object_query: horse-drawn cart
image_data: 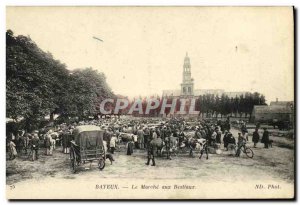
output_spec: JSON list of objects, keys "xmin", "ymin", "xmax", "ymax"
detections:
[{"xmin": 69, "ymin": 125, "xmax": 106, "ymax": 173}]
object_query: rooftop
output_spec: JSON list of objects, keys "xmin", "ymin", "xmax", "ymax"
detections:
[{"xmin": 253, "ymin": 105, "xmax": 292, "ymax": 114}]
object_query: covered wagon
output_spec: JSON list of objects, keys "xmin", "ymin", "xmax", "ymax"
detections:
[{"xmin": 69, "ymin": 125, "xmax": 106, "ymax": 173}]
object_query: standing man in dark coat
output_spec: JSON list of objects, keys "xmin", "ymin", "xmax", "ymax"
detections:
[
  {"xmin": 106, "ymin": 128, "xmax": 113, "ymax": 150},
  {"xmin": 160, "ymin": 126, "xmax": 166, "ymax": 141},
  {"xmin": 225, "ymin": 117, "xmax": 231, "ymax": 131},
  {"xmin": 226, "ymin": 132, "xmax": 236, "ymax": 155},
  {"xmin": 30, "ymin": 134, "xmax": 40, "ymax": 161},
  {"xmin": 155, "ymin": 127, "xmax": 161, "ymax": 138},
  {"xmin": 252, "ymin": 128, "xmax": 260, "ymax": 148},
  {"xmin": 194, "ymin": 127, "xmax": 202, "ymax": 139},
  {"xmin": 227, "ymin": 133, "xmax": 236, "ymax": 145},
  {"xmin": 173, "ymin": 129, "xmax": 179, "ymax": 138},
  {"xmin": 223, "ymin": 130, "xmax": 229, "ymax": 150},
  {"xmin": 261, "ymin": 128, "xmax": 269, "ymax": 148},
  {"xmin": 137, "ymin": 127, "xmax": 144, "ymax": 149},
  {"xmin": 145, "ymin": 143, "xmax": 155, "ymax": 166},
  {"xmin": 165, "ymin": 136, "xmax": 172, "ymax": 160},
  {"xmin": 126, "ymin": 138, "xmax": 134, "ymax": 155},
  {"xmin": 200, "ymin": 128, "xmax": 207, "ymax": 140},
  {"xmin": 216, "ymin": 128, "xmax": 222, "ymax": 144},
  {"xmin": 178, "ymin": 130, "xmax": 185, "ymax": 148},
  {"xmin": 143, "ymin": 127, "xmax": 150, "ymax": 149}
]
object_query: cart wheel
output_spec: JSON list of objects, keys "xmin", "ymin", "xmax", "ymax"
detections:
[
  {"xmin": 245, "ymin": 147, "xmax": 254, "ymax": 158},
  {"xmin": 70, "ymin": 148, "xmax": 77, "ymax": 173},
  {"xmin": 98, "ymin": 157, "xmax": 105, "ymax": 171}
]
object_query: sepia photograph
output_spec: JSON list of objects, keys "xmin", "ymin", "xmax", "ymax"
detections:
[{"xmin": 5, "ymin": 6, "xmax": 295, "ymax": 199}]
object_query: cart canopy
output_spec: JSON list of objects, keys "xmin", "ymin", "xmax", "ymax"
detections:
[{"xmin": 73, "ymin": 125, "xmax": 104, "ymax": 149}]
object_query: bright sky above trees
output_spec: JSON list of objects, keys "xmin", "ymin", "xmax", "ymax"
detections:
[{"xmin": 7, "ymin": 7, "xmax": 294, "ymax": 103}]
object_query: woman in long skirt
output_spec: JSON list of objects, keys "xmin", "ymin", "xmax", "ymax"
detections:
[{"xmin": 8, "ymin": 140, "xmax": 17, "ymax": 160}]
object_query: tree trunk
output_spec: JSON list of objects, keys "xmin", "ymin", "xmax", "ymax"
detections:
[{"xmin": 50, "ymin": 112, "xmax": 54, "ymax": 121}]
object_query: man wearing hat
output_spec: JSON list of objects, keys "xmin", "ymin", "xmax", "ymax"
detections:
[
  {"xmin": 23, "ymin": 133, "xmax": 30, "ymax": 154},
  {"xmin": 200, "ymin": 128, "xmax": 207, "ymax": 140},
  {"xmin": 143, "ymin": 127, "xmax": 150, "ymax": 149},
  {"xmin": 165, "ymin": 135, "xmax": 172, "ymax": 160},
  {"xmin": 30, "ymin": 133, "xmax": 40, "ymax": 161},
  {"xmin": 241, "ymin": 123, "xmax": 248, "ymax": 135},
  {"xmin": 126, "ymin": 136, "xmax": 134, "ymax": 155},
  {"xmin": 226, "ymin": 132, "xmax": 236, "ymax": 155},
  {"xmin": 178, "ymin": 129, "xmax": 185, "ymax": 147},
  {"xmin": 152, "ymin": 129, "xmax": 158, "ymax": 140},
  {"xmin": 137, "ymin": 126, "xmax": 144, "ymax": 149},
  {"xmin": 109, "ymin": 133, "xmax": 118, "ymax": 154},
  {"xmin": 236, "ymin": 133, "xmax": 246, "ymax": 157},
  {"xmin": 252, "ymin": 128, "xmax": 260, "ymax": 148},
  {"xmin": 105, "ymin": 128, "xmax": 113, "ymax": 150},
  {"xmin": 145, "ymin": 143, "xmax": 156, "ymax": 166},
  {"xmin": 261, "ymin": 128, "xmax": 270, "ymax": 148},
  {"xmin": 216, "ymin": 127, "xmax": 222, "ymax": 144},
  {"xmin": 223, "ymin": 130, "xmax": 229, "ymax": 150},
  {"xmin": 45, "ymin": 130, "xmax": 53, "ymax": 156},
  {"xmin": 211, "ymin": 129, "xmax": 217, "ymax": 145},
  {"xmin": 195, "ymin": 127, "xmax": 202, "ymax": 139},
  {"xmin": 160, "ymin": 126, "xmax": 167, "ymax": 141}
]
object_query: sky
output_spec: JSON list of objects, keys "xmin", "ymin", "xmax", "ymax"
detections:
[{"xmin": 6, "ymin": 7, "xmax": 294, "ymax": 103}]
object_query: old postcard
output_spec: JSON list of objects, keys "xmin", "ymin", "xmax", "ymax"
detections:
[{"xmin": 6, "ymin": 6, "xmax": 294, "ymax": 199}]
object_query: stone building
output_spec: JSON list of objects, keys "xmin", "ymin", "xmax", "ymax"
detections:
[{"xmin": 251, "ymin": 99, "xmax": 294, "ymax": 126}]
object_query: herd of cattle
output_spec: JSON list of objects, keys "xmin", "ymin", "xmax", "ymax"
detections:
[
  {"xmin": 7, "ymin": 116, "xmax": 238, "ymax": 160},
  {"xmin": 43, "ymin": 117, "xmax": 233, "ymax": 159}
]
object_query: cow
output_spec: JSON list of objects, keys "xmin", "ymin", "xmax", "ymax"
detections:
[
  {"xmin": 150, "ymin": 137, "xmax": 178, "ymax": 157},
  {"xmin": 117, "ymin": 132, "xmax": 133, "ymax": 143},
  {"xmin": 180, "ymin": 137, "xmax": 208, "ymax": 159}
]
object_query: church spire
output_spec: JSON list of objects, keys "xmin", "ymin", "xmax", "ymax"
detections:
[
  {"xmin": 183, "ymin": 52, "xmax": 191, "ymax": 70},
  {"xmin": 181, "ymin": 53, "xmax": 194, "ymax": 96}
]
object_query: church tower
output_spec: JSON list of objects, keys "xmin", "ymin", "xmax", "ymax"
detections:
[{"xmin": 180, "ymin": 52, "xmax": 194, "ymax": 96}]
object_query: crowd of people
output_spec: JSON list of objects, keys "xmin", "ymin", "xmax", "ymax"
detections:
[{"xmin": 6, "ymin": 116, "xmax": 272, "ymax": 166}]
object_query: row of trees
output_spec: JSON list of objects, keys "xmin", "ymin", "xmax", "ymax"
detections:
[
  {"xmin": 113, "ymin": 92, "xmax": 266, "ymax": 119},
  {"xmin": 194, "ymin": 92, "xmax": 266, "ymax": 118},
  {"xmin": 6, "ymin": 30, "xmax": 114, "ymax": 131}
]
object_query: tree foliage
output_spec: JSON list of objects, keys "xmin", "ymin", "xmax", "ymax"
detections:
[
  {"xmin": 6, "ymin": 30, "xmax": 114, "ymax": 130},
  {"xmin": 195, "ymin": 92, "xmax": 267, "ymax": 118}
]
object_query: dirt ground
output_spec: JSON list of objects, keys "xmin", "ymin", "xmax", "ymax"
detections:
[{"xmin": 6, "ymin": 128, "xmax": 294, "ymax": 187}]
